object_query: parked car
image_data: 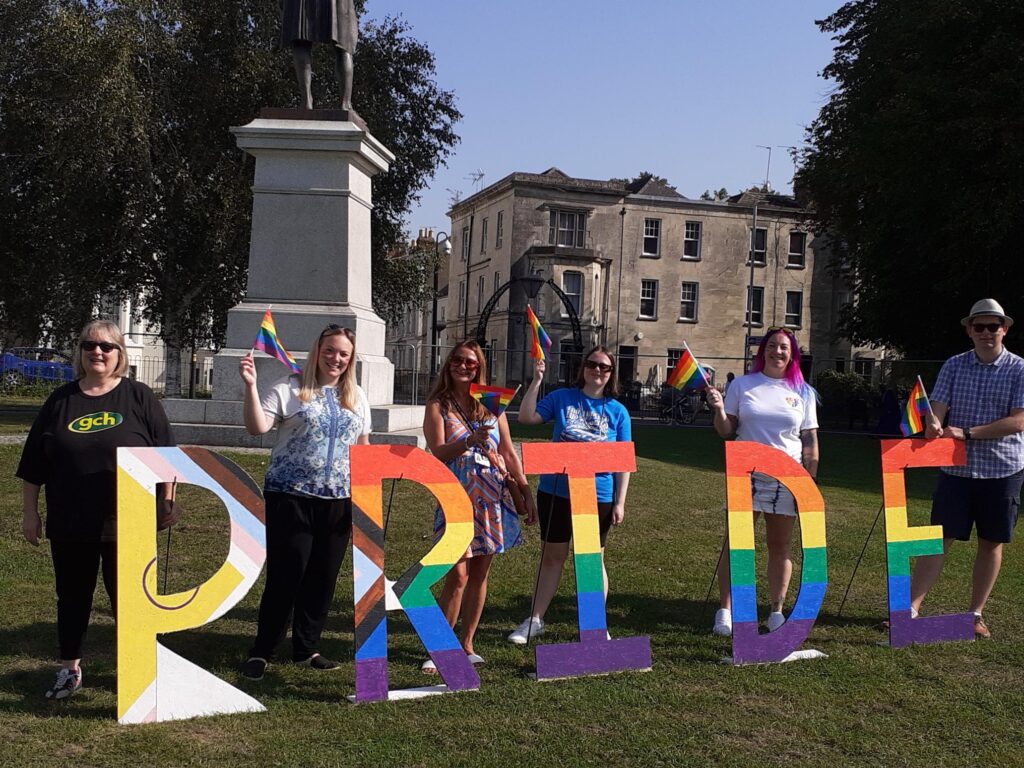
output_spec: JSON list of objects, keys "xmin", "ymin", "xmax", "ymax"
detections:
[{"xmin": 0, "ymin": 347, "xmax": 74, "ymax": 389}]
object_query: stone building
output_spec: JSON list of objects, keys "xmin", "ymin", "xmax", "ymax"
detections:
[{"xmin": 445, "ymin": 168, "xmax": 878, "ymax": 391}]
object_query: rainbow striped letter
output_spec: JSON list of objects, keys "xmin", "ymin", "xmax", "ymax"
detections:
[
  {"xmin": 880, "ymin": 439, "xmax": 974, "ymax": 646},
  {"xmin": 520, "ymin": 442, "xmax": 650, "ymax": 680},
  {"xmin": 117, "ymin": 447, "xmax": 267, "ymax": 724},
  {"xmin": 349, "ymin": 445, "xmax": 479, "ymax": 702},
  {"xmin": 726, "ymin": 442, "xmax": 827, "ymax": 664}
]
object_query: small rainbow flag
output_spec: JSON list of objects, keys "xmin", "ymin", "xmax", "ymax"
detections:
[
  {"xmin": 899, "ymin": 376, "xmax": 931, "ymax": 437},
  {"xmin": 253, "ymin": 309, "xmax": 302, "ymax": 374},
  {"xmin": 666, "ymin": 342, "xmax": 710, "ymax": 390},
  {"xmin": 525, "ymin": 305, "xmax": 552, "ymax": 361},
  {"xmin": 470, "ymin": 383, "xmax": 520, "ymax": 419}
]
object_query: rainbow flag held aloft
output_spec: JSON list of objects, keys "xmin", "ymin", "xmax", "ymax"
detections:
[
  {"xmin": 470, "ymin": 383, "xmax": 520, "ymax": 419},
  {"xmin": 525, "ymin": 305, "xmax": 552, "ymax": 361},
  {"xmin": 899, "ymin": 376, "xmax": 932, "ymax": 437},
  {"xmin": 253, "ymin": 309, "xmax": 302, "ymax": 375},
  {"xmin": 666, "ymin": 343, "xmax": 710, "ymax": 390}
]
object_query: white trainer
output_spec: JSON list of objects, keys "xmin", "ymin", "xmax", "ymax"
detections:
[
  {"xmin": 767, "ymin": 611, "xmax": 786, "ymax": 632},
  {"xmin": 713, "ymin": 608, "xmax": 733, "ymax": 637},
  {"xmin": 507, "ymin": 616, "xmax": 544, "ymax": 645}
]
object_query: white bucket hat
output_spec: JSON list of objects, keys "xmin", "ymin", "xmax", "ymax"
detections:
[{"xmin": 961, "ymin": 298, "xmax": 1014, "ymax": 328}]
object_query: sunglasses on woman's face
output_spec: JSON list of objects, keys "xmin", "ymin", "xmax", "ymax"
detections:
[
  {"xmin": 80, "ymin": 341, "xmax": 119, "ymax": 353},
  {"xmin": 584, "ymin": 360, "xmax": 613, "ymax": 373},
  {"xmin": 450, "ymin": 355, "xmax": 479, "ymax": 370}
]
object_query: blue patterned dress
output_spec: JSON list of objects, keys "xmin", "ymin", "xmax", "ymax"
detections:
[{"xmin": 432, "ymin": 407, "xmax": 522, "ymax": 557}]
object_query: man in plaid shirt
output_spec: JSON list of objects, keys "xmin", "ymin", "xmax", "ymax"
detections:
[{"xmin": 911, "ymin": 299, "xmax": 1024, "ymax": 638}]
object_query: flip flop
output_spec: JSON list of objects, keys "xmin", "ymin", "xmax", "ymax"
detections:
[
  {"xmin": 466, "ymin": 653, "xmax": 486, "ymax": 665},
  {"xmin": 421, "ymin": 658, "xmax": 437, "ymax": 674}
]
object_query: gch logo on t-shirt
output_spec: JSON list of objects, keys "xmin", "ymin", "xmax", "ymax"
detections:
[{"xmin": 67, "ymin": 411, "xmax": 123, "ymax": 433}]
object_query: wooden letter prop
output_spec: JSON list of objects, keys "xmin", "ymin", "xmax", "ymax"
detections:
[
  {"xmin": 880, "ymin": 438, "xmax": 974, "ymax": 646},
  {"xmin": 520, "ymin": 442, "xmax": 651, "ymax": 680},
  {"xmin": 726, "ymin": 442, "xmax": 827, "ymax": 664},
  {"xmin": 349, "ymin": 445, "xmax": 479, "ymax": 702},
  {"xmin": 117, "ymin": 447, "xmax": 266, "ymax": 724}
]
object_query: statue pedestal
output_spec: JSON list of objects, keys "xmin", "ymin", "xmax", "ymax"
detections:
[{"xmin": 164, "ymin": 117, "xmax": 424, "ymax": 447}]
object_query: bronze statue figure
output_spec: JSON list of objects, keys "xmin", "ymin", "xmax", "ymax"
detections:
[{"xmin": 281, "ymin": 0, "xmax": 357, "ymax": 110}]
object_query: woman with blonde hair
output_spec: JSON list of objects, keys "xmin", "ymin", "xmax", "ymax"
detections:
[
  {"xmin": 238, "ymin": 324, "xmax": 371, "ymax": 680},
  {"xmin": 18, "ymin": 319, "xmax": 175, "ymax": 700},
  {"xmin": 422, "ymin": 341, "xmax": 535, "ymax": 669}
]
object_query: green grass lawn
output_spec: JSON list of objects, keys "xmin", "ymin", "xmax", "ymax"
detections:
[{"xmin": 1, "ymin": 426, "xmax": 1022, "ymax": 767}]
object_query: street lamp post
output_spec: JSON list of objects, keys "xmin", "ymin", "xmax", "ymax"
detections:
[{"xmin": 431, "ymin": 231, "xmax": 452, "ymax": 378}]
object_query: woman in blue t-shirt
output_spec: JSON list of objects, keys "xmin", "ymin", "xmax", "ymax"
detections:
[{"xmin": 507, "ymin": 345, "xmax": 632, "ymax": 644}]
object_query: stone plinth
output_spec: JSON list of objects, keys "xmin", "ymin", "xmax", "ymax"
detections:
[{"xmin": 163, "ymin": 116, "xmax": 424, "ymax": 447}]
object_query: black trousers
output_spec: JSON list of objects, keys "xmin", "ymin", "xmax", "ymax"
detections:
[
  {"xmin": 250, "ymin": 492, "xmax": 352, "ymax": 661},
  {"xmin": 50, "ymin": 540, "xmax": 117, "ymax": 660}
]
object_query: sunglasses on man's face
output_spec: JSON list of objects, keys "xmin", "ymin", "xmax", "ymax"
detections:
[
  {"xmin": 450, "ymin": 355, "xmax": 479, "ymax": 370},
  {"xmin": 972, "ymin": 322, "xmax": 1004, "ymax": 333},
  {"xmin": 80, "ymin": 341, "xmax": 119, "ymax": 353},
  {"xmin": 584, "ymin": 360, "xmax": 613, "ymax": 373}
]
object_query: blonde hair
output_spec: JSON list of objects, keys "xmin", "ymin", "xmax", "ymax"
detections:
[
  {"xmin": 299, "ymin": 326, "xmax": 358, "ymax": 412},
  {"xmin": 426, "ymin": 340, "xmax": 490, "ymax": 422},
  {"xmin": 74, "ymin": 319, "xmax": 129, "ymax": 379}
]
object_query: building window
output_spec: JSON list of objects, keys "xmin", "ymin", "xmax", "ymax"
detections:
[
  {"xmin": 788, "ymin": 231, "xmax": 806, "ymax": 267},
  {"xmin": 477, "ymin": 275, "xmax": 485, "ymax": 313},
  {"xmin": 749, "ymin": 227, "xmax": 767, "ymax": 265},
  {"xmin": 745, "ymin": 286, "xmax": 764, "ymax": 325},
  {"xmin": 461, "ymin": 226, "xmax": 470, "ymax": 262},
  {"xmin": 643, "ymin": 218, "xmax": 661, "ymax": 257},
  {"xmin": 480, "ymin": 218, "xmax": 488, "ymax": 254},
  {"xmin": 458, "ymin": 280, "xmax": 465, "ymax": 317},
  {"xmin": 562, "ymin": 270, "xmax": 582, "ymax": 316},
  {"xmin": 496, "ymin": 210, "xmax": 504, "ymax": 248},
  {"xmin": 640, "ymin": 279, "xmax": 658, "ymax": 319},
  {"xmin": 854, "ymin": 358, "xmax": 875, "ymax": 379},
  {"xmin": 679, "ymin": 281, "xmax": 699, "ymax": 321},
  {"xmin": 667, "ymin": 348, "xmax": 683, "ymax": 370},
  {"xmin": 493, "ymin": 271, "xmax": 501, "ymax": 311},
  {"xmin": 785, "ymin": 290, "xmax": 803, "ymax": 327},
  {"xmin": 549, "ymin": 210, "xmax": 586, "ymax": 248},
  {"xmin": 683, "ymin": 221, "xmax": 702, "ymax": 260}
]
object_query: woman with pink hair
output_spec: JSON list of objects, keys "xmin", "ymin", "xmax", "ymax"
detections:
[{"xmin": 705, "ymin": 328, "xmax": 819, "ymax": 637}]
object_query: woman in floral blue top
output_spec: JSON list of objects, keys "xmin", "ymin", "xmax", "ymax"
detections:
[{"xmin": 237, "ymin": 325, "xmax": 370, "ymax": 680}]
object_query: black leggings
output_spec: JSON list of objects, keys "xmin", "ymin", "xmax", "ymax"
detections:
[
  {"xmin": 250, "ymin": 492, "xmax": 352, "ymax": 661},
  {"xmin": 50, "ymin": 540, "xmax": 117, "ymax": 660}
]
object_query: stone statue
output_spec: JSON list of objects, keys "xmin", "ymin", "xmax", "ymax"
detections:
[{"xmin": 281, "ymin": 0, "xmax": 357, "ymax": 111}]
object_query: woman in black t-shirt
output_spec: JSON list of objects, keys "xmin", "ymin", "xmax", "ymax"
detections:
[{"xmin": 17, "ymin": 320, "xmax": 174, "ymax": 701}]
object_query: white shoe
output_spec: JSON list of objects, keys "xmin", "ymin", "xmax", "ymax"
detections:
[
  {"xmin": 507, "ymin": 616, "xmax": 544, "ymax": 645},
  {"xmin": 713, "ymin": 608, "xmax": 732, "ymax": 637},
  {"xmin": 767, "ymin": 611, "xmax": 786, "ymax": 632}
]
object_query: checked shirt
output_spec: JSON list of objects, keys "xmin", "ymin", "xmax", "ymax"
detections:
[{"xmin": 931, "ymin": 348, "xmax": 1024, "ymax": 479}]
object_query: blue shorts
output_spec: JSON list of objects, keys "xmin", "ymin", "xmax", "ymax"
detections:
[{"xmin": 931, "ymin": 469, "xmax": 1023, "ymax": 543}]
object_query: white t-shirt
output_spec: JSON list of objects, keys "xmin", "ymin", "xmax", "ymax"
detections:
[{"xmin": 723, "ymin": 372, "xmax": 818, "ymax": 462}]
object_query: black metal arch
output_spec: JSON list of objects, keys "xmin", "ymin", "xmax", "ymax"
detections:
[{"xmin": 473, "ymin": 277, "xmax": 584, "ymax": 355}]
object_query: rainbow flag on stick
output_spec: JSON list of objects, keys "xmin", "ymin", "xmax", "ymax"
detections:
[
  {"xmin": 525, "ymin": 305, "xmax": 552, "ymax": 361},
  {"xmin": 470, "ymin": 383, "xmax": 520, "ymax": 419},
  {"xmin": 899, "ymin": 376, "xmax": 932, "ymax": 437},
  {"xmin": 666, "ymin": 342, "xmax": 710, "ymax": 390},
  {"xmin": 253, "ymin": 308, "xmax": 302, "ymax": 374}
]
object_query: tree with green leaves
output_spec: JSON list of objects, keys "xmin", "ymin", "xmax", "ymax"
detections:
[
  {"xmin": 0, "ymin": 0, "xmax": 460, "ymax": 393},
  {"xmin": 796, "ymin": 0, "xmax": 1024, "ymax": 358}
]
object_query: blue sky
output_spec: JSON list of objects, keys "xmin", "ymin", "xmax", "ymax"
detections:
[{"xmin": 364, "ymin": 0, "xmax": 842, "ymax": 235}]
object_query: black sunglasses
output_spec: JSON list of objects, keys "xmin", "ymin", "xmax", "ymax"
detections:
[
  {"xmin": 972, "ymin": 322, "xmax": 1004, "ymax": 333},
  {"xmin": 80, "ymin": 341, "xmax": 119, "ymax": 353},
  {"xmin": 584, "ymin": 360, "xmax": 613, "ymax": 373}
]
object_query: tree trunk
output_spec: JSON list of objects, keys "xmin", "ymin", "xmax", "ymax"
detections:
[{"xmin": 164, "ymin": 342, "xmax": 182, "ymax": 397}]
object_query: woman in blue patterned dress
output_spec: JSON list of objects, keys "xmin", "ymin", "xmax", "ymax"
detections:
[
  {"xmin": 237, "ymin": 325, "xmax": 371, "ymax": 680},
  {"xmin": 422, "ymin": 341, "xmax": 535, "ymax": 669}
]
